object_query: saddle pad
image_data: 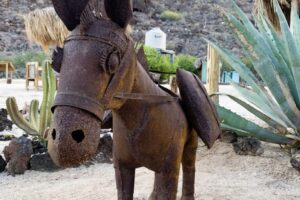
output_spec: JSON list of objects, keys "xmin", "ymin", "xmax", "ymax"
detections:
[{"xmin": 176, "ymin": 69, "xmax": 221, "ymax": 148}]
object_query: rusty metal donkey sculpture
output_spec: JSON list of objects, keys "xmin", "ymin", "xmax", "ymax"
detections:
[{"xmin": 48, "ymin": 0, "xmax": 221, "ymax": 199}]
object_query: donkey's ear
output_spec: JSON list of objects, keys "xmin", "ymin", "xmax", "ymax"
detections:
[
  {"xmin": 52, "ymin": 0, "xmax": 90, "ymax": 31},
  {"xmin": 104, "ymin": 0, "xmax": 133, "ymax": 28}
]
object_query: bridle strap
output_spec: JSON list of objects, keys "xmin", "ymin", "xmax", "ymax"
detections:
[
  {"xmin": 65, "ymin": 34, "xmax": 128, "ymax": 54},
  {"xmin": 114, "ymin": 92, "xmax": 178, "ymax": 103}
]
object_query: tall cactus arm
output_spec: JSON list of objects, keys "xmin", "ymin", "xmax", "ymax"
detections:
[
  {"xmin": 6, "ymin": 97, "xmax": 39, "ymax": 136},
  {"xmin": 29, "ymin": 100, "xmax": 40, "ymax": 131},
  {"xmin": 46, "ymin": 61, "xmax": 56, "ymax": 128},
  {"xmin": 39, "ymin": 60, "xmax": 56, "ymax": 135}
]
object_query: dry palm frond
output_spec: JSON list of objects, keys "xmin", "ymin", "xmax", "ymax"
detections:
[
  {"xmin": 254, "ymin": 0, "xmax": 292, "ymax": 31},
  {"xmin": 23, "ymin": 7, "xmax": 69, "ymax": 53}
]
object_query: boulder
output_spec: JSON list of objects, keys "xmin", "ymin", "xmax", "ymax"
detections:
[
  {"xmin": 30, "ymin": 153, "xmax": 59, "ymax": 172},
  {"xmin": 0, "ymin": 155, "xmax": 6, "ymax": 172},
  {"xmin": 233, "ymin": 137, "xmax": 264, "ymax": 156},
  {"xmin": 94, "ymin": 134, "xmax": 113, "ymax": 163},
  {"xmin": 291, "ymin": 148, "xmax": 300, "ymax": 172},
  {"xmin": 0, "ymin": 108, "xmax": 13, "ymax": 131},
  {"xmin": 3, "ymin": 136, "xmax": 33, "ymax": 175},
  {"xmin": 220, "ymin": 130, "xmax": 238, "ymax": 143},
  {"xmin": 32, "ymin": 139, "xmax": 47, "ymax": 154}
]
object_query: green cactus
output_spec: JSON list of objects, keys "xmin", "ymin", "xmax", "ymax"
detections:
[{"xmin": 6, "ymin": 60, "xmax": 56, "ymax": 140}]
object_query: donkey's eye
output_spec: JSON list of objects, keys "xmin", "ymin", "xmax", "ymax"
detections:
[{"xmin": 107, "ymin": 53, "xmax": 119, "ymax": 74}]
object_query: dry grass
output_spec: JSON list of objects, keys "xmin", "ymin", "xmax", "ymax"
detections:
[{"xmin": 23, "ymin": 7, "xmax": 69, "ymax": 53}]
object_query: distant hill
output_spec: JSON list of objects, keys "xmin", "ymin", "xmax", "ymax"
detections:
[{"xmin": 0, "ymin": 0, "xmax": 254, "ymax": 60}]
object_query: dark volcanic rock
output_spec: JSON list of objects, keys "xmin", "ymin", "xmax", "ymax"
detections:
[
  {"xmin": 0, "ymin": 155, "xmax": 6, "ymax": 172},
  {"xmin": 291, "ymin": 154, "xmax": 300, "ymax": 172},
  {"xmin": 3, "ymin": 136, "xmax": 33, "ymax": 175},
  {"xmin": 94, "ymin": 134, "xmax": 113, "ymax": 163},
  {"xmin": 233, "ymin": 137, "xmax": 264, "ymax": 156},
  {"xmin": 31, "ymin": 139, "xmax": 47, "ymax": 154},
  {"xmin": 0, "ymin": 108, "xmax": 13, "ymax": 131},
  {"xmin": 291, "ymin": 149, "xmax": 300, "ymax": 172},
  {"xmin": 30, "ymin": 153, "xmax": 59, "ymax": 172},
  {"xmin": 220, "ymin": 130, "xmax": 238, "ymax": 143}
]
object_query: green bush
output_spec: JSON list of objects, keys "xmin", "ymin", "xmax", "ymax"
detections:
[
  {"xmin": 174, "ymin": 54, "xmax": 197, "ymax": 72},
  {"xmin": 0, "ymin": 51, "xmax": 48, "ymax": 69},
  {"xmin": 161, "ymin": 10, "xmax": 183, "ymax": 21},
  {"xmin": 142, "ymin": 46, "xmax": 198, "ymax": 80},
  {"xmin": 143, "ymin": 46, "xmax": 175, "ymax": 80}
]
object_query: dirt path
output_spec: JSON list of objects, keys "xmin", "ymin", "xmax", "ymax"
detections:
[{"xmin": 0, "ymin": 141, "xmax": 299, "ymax": 200}]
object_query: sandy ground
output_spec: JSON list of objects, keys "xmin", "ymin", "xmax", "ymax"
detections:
[{"xmin": 0, "ymin": 79, "xmax": 300, "ymax": 200}]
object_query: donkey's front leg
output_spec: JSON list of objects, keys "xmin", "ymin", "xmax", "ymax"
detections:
[
  {"xmin": 149, "ymin": 142, "xmax": 183, "ymax": 200},
  {"xmin": 149, "ymin": 168, "xmax": 180, "ymax": 200},
  {"xmin": 114, "ymin": 162, "xmax": 135, "ymax": 200}
]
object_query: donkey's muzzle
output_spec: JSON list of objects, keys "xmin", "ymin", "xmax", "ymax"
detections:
[{"xmin": 48, "ymin": 106, "xmax": 101, "ymax": 167}]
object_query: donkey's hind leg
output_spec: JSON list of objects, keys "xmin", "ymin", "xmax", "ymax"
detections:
[
  {"xmin": 114, "ymin": 162, "xmax": 135, "ymax": 200},
  {"xmin": 181, "ymin": 130, "xmax": 198, "ymax": 200}
]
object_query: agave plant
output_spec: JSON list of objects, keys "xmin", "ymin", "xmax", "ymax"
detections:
[
  {"xmin": 206, "ymin": 0, "xmax": 300, "ymax": 147},
  {"xmin": 6, "ymin": 60, "xmax": 56, "ymax": 140}
]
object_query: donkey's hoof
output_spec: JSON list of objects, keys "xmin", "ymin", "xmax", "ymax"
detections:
[{"xmin": 181, "ymin": 196, "xmax": 195, "ymax": 200}]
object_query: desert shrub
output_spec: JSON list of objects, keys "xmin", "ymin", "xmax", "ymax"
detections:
[
  {"xmin": 174, "ymin": 54, "xmax": 197, "ymax": 72},
  {"xmin": 143, "ymin": 46, "xmax": 175, "ymax": 80},
  {"xmin": 0, "ymin": 51, "xmax": 48, "ymax": 69},
  {"xmin": 161, "ymin": 10, "xmax": 183, "ymax": 21}
]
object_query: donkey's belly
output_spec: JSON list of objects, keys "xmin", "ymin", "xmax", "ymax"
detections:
[{"xmin": 113, "ymin": 103, "xmax": 189, "ymax": 171}]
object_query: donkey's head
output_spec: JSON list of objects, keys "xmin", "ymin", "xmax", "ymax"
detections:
[{"xmin": 48, "ymin": 0, "xmax": 136, "ymax": 167}]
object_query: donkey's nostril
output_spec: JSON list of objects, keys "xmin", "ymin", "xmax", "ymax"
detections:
[
  {"xmin": 52, "ymin": 129, "xmax": 56, "ymax": 140},
  {"xmin": 71, "ymin": 130, "xmax": 85, "ymax": 143}
]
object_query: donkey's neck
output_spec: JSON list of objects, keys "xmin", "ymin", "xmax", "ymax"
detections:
[
  {"xmin": 131, "ymin": 62, "xmax": 163, "ymax": 95},
  {"xmin": 113, "ymin": 62, "xmax": 166, "ymax": 130}
]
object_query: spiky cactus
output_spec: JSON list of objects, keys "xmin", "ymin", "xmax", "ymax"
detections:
[{"xmin": 6, "ymin": 60, "xmax": 56, "ymax": 140}]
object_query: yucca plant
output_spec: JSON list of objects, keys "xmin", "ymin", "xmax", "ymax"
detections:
[
  {"xmin": 6, "ymin": 60, "xmax": 56, "ymax": 140},
  {"xmin": 206, "ymin": 0, "xmax": 300, "ymax": 147}
]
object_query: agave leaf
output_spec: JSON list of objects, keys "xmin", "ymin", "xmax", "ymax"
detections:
[
  {"xmin": 261, "ymin": 16, "xmax": 291, "ymax": 70},
  {"xmin": 230, "ymin": 80, "xmax": 298, "ymax": 131},
  {"xmin": 211, "ymin": 92, "xmax": 287, "ymax": 132},
  {"xmin": 216, "ymin": 105, "xmax": 294, "ymax": 144},
  {"xmin": 273, "ymin": 0, "xmax": 300, "ymax": 109},
  {"xmin": 256, "ymin": 16, "xmax": 300, "ymax": 108},
  {"xmin": 224, "ymin": 9, "xmax": 300, "ymax": 122},
  {"xmin": 205, "ymin": 39, "xmax": 271, "ymax": 105},
  {"xmin": 206, "ymin": 39, "xmax": 297, "ymax": 128}
]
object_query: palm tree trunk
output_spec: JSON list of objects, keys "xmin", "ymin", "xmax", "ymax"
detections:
[{"xmin": 254, "ymin": 0, "xmax": 297, "ymax": 31}]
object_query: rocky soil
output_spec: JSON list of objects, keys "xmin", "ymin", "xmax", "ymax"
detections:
[{"xmin": 0, "ymin": 0, "xmax": 253, "ymax": 59}]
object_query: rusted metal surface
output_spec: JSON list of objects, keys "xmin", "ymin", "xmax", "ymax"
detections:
[
  {"xmin": 49, "ymin": 0, "xmax": 220, "ymax": 199},
  {"xmin": 177, "ymin": 69, "xmax": 221, "ymax": 148},
  {"xmin": 48, "ymin": 106, "xmax": 101, "ymax": 167}
]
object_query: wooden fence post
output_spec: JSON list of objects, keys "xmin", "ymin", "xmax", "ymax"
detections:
[{"xmin": 207, "ymin": 44, "xmax": 220, "ymax": 104}]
